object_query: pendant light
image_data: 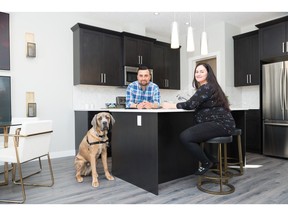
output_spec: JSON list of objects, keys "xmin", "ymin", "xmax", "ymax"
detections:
[
  {"xmin": 201, "ymin": 13, "xmax": 208, "ymax": 55},
  {"xmin": 187, "ymin": 13, "xmax": 195, "ymax": 52},
  {"xmin": 171, "ymin": 13, "xmax": 179, "ymax": 49}
]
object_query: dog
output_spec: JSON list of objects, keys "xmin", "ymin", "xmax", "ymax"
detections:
[{"xmin": 74, "ymin": 112, "xmax": 115, "ymax": 187}]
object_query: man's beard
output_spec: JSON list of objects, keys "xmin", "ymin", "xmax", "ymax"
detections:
[{"xmin": 140, "ymin": 81, "xmax": 149, "ymax": 86}]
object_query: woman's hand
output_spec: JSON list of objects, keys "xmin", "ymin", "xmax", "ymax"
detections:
[{"xmin": 162, "ymin": 102, "xmax": 177, "ymax": 109}]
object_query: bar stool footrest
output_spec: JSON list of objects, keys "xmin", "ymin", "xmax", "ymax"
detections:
[{"xmin": 197, "ymin": 180, "xmax": 235, "ymax": 195}]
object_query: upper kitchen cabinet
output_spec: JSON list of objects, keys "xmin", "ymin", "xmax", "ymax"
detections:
[
  {"xmin": 152, "ymin": 41, "xmax": 180, "ymax": 89},
  {"xmin": 71, "ymin": 23, "xmax": 123, "ymax": 86},
  {"xmin": 233, "ymin": 30, "xmax": 260, "ymax": 87},
  {"xmin": 256, "ymin": 16, "xmax": 288, "ymax": 62},
  {"xmin": 123, "ymin": 32, "xmax": 156, "ymax": 68}
]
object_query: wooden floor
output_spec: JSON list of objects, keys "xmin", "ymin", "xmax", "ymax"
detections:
[{"xmin": 1, "ymin": 152, "xmax": 288, "ymax": 204}]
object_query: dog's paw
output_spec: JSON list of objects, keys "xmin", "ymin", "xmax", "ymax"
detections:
[
  {"xmin": 92, "ymin": 181, "xmax": 99, "ymax": 187},
  {"xmin": 106, "ymin": 174, "xmax": 115, "ymax": 181},
  {"xmin": 76, "ymin": 176, "xmax": 83, "ymax": 183}
]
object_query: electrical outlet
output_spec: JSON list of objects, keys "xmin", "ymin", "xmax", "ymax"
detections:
[{"xmin": 137, "ymin": 115, "xmax": 142, "ymax": 126}]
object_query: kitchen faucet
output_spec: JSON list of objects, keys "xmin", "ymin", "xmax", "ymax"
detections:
[{"xmin": 176, "ymin": 94, "xmax": 188, "ymax": 101}]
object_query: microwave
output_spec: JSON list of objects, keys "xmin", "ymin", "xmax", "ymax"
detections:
[{"xmin": 124, "ymin": 66, "xmax": 153, "ymax": 86}]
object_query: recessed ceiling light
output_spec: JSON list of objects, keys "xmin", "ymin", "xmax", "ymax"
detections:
[{"xmin": 154, "ymin": 12, "xmax": 159, "ymax": 15}]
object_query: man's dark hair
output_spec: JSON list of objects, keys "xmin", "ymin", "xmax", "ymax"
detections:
[
  {"xmin": 137, "ymin": 65, "xmax": 151, "ymax": 75},
  {"xmin": 137, "ymin": 65, "xmax": 149, "ymax": 71}
]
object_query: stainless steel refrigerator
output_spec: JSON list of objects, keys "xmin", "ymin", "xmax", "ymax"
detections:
[{"xmin": 262, "ymin": 61, "xmax": 288, "ymax": 158}]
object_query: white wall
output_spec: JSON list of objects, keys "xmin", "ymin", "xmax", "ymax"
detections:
[{"xmin": 0, "ymin": 12, "xmax": 260, "ymax": 158}]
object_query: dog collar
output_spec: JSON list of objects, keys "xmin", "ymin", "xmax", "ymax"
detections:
[{"xmin": 86, "ymin": 136, "xmax": 109, "ymax": 145}]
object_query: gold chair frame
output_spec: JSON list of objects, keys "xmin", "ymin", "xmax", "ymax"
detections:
[{"xmin": 0, "ymin": 128, "xmax": 54, "ymax": 204}]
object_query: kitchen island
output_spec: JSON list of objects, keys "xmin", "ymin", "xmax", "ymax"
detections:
[
  {"xmin": 109, "ymin": 109, "xmax": 196, "ymax": 195},
  {"xmin": 74, "ymin": 108, "xmax": 255, "ymax": 195}
]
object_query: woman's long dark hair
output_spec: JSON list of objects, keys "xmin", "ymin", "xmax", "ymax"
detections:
[{"xmin": 192, "ymin": 63, "xmax": 230, "ymax": 110}]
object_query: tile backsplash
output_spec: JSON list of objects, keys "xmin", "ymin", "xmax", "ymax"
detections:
[{"xmin": 73, "ymin": 84, "xmax": 260, "ymax": 110}]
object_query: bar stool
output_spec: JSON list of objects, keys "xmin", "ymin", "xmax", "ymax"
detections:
[
  {"xmin": 223, "ymin": 128, "xmax": 244, "ymax": 176},
  {"xmin": 197, "ymin": 136, "xmax": 235, "ymax": 195}
]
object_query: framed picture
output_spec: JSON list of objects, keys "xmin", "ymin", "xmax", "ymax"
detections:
[
  {"xmin": 0, "ymin": 12, "xmax": 10, "ymax": 70},
  {"xmin": 27, "ymin": 42, "xmax": 36, "ymax": 57},
  {"xmin": 27, "ymin": 103, "xmax": 37, "ymax": 117}
]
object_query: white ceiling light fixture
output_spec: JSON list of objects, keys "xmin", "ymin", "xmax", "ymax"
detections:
[
  {"xmin": 186, "ymin": 13, "xmax": 195, "ymax": 52},
  {"xmin": 171, "ymin": 12, "xmax": 179, "ymax": 49},
  {"xmin": 201, "ymin": 13, "xmax": 208, "ymax": 55}
]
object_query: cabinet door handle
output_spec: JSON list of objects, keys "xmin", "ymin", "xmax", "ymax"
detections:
[
  {"xmin": 249, "ymin": 74, "xmax": 252, "ymax": 83},
  {"xmin": 138, "ymin": 56, "xmax": 141, "ymax": 65},
  {"xmin": 286, "ymin": 41, "xmax": 288, "ymax": 53},
  {"xmin": 164, "ymin": 79, "xmax": 169, "ymax": 87},
  {"xmin": 141, "ymin": 56, "xmax": 143, "ymax": 64},
  {"xmin": 103, "ymin": 73, "xmax": 106, "ymax": 83},
  {"xmin": 246, "ymin": 74, "xmax": 249, "ymax": 84},
  {"xmin": 283, "ymin": 42, "xmax": 285, "ymax": 53},
  {"xmin": 100, "ymin": 73, "xmax": 103, "ymax": 83}
]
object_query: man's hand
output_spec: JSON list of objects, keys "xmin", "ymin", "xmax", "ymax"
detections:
[{"xmin": 136, "ymin": 101, "xmax": 157, "ymax": 109}]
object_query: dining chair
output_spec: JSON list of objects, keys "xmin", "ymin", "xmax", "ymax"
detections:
[{"xmin": 0, "ymin": 120, "xmax": 54, "ymax": 203}]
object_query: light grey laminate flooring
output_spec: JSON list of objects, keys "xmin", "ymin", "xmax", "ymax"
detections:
[{"xmin": 1, "ymin": 152, "xmax": 288, "ymax": 204}]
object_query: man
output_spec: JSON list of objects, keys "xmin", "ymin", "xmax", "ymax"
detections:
[{"xmin": 126, "ymin": 65, "xmax": 160, "ymax": 109}]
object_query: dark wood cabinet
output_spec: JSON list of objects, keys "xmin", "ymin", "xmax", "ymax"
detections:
[
  {"xmin": 256, "ymin": 16, "xmax": 288, "ymax": 62},
  {"xmin": 72, "ymin": 23, "xmax": 123, "ymax": 86},
  {"xmin": 102, "ymin": 33, "xmax": 123, "ymax": 86},
  {"xmin": 233, "ymin": 30, "xmax": 260, "ymax": 87},
  {"xmin": 72, "ymin": 23, "xmax": 181, "ymax": 87},
  {"xmin": 152, "ymin": 41, "xmax": 180, "ymax": 89},
  {"xmin": 231, "ymin": 109, "xmax": 261, "ymax": 155},
  {"xmin": 245, "ymin": 110, "xmax": 261, "ymax": 153},
  {"xmin": 123, "ymin": 32, "xmax": 155, "ymax": 68}
]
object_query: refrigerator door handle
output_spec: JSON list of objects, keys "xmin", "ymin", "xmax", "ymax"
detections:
[
  {"xmin": 285, "ymin": 67, "xmax": 287, "ymax": 111},
  {"xmin": 264, "ymin": 122, "xmax": 288, "ymax": 127},
  {"xmin": 280, "ymin": 65, "xmax": 285, "ymax": 119}
]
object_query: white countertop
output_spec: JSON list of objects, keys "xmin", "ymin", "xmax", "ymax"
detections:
[
  {"xmin": 108, "ymin": 108, "xmax": 195, "ymax": 113},
  {"xmin": 75, "ymin": 107, "xmax": 250, "ymax": 112}
]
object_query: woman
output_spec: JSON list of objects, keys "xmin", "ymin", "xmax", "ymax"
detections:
[{"xmin": 162, "ymin": 63, "xmax": 235, "ymax": 175}]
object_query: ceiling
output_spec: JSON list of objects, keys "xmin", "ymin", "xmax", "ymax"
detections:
[{"xmin": 81, "ymin": 12, "xmax": 288, "ymax": 39}]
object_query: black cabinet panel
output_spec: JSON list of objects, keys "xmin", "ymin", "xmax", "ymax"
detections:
[
  {"xmin": 257, "ymin": 16, "xmax": 288, "ymax": 62},
  {"xmin": 72, "ymin": 23, "xmax": 180, "ymax": 87},
  {"xmin": 72, "ymin": 24, "xmax": 123, "ymax": 86},
  {"xmin": 259, "ymin": 22, "xmax": 286, "ymax": 61},
  {"xmin": 231, "ymin": 110, "xmax": 261, "ymax": 155},
  {"xmin": 123, "ymin": 36, "xmax": 153, "ymax": 68},
  {"xmin": 246, "ymin": 110, "xmax": 261, "ymax": 153},
  {"xmin": 111, "ymin": 111, "xmax": 197, "ymax": 195},
  {"xmin": 103, "ymin": 33, "xmax": 123, "ymax": 86},
  {"xmin": 166, "ymin": 48, "xmax": 180, "ymax": 89},
  {"xmin": 80, "ymin": 29, "xmax": 103, "ymax": 85},
  {"xmin": 233, "ymin": 30, "xmax": 260, "ymax": 86},
  {"xmin": 152, "ymin": 42, "xmax": 180, "ymax": 89}
]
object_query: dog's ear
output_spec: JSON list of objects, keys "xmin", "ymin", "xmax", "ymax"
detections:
[
  {"xmin": 108, "ymin": 113, "xmax": 115, "ymax": 131},
  {"xmin": 91, "ymin": 114, "xmax": 98, "ymax": 129},
  {"xmin": 109, "ymin": 113, "xmax": 115, "ymax": 126}
]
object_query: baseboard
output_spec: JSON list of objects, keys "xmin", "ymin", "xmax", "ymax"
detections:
[{"xmin": 50, "ymin": 150, "xmax": 75, "ymax": 159}]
